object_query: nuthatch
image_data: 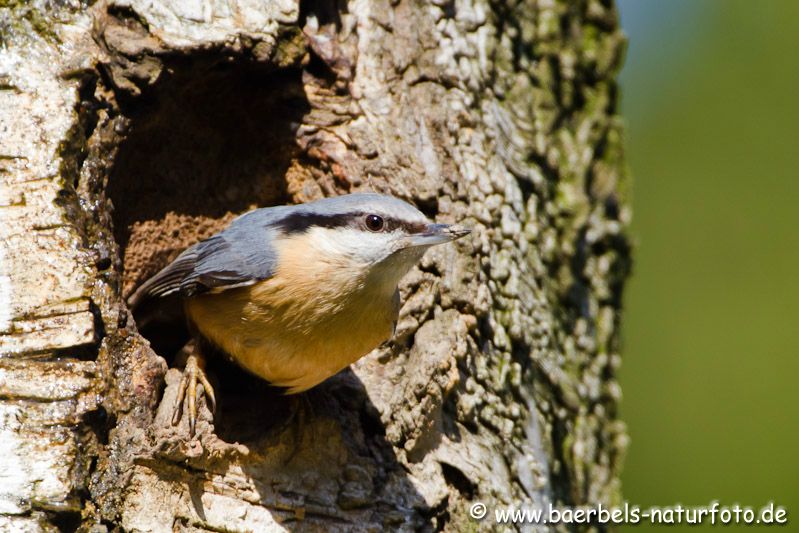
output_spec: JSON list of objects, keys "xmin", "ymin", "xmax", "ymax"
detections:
[{"xmin": 129, "ymin": 193, "xmax": 470, "ymax": 434}]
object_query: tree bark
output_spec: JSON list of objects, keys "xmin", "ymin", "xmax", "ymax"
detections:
[{"xmin": 0, "ymin": 0, "xmax": 630, "ymax": 531}]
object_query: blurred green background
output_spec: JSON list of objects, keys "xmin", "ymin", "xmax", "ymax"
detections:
[{"xmin": 617, "ymin": 0, "xmax": 799, "ymax": 529}]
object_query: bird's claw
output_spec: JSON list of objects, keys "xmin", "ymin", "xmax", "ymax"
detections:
[{"xmin": 171, "ymin": 353, "xmax": 216, "ymax": 436}]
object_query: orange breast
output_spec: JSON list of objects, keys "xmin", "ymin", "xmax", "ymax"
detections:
[{"xmin": 185, "ymin": 231, "xmax": 397, "ymax": 393}]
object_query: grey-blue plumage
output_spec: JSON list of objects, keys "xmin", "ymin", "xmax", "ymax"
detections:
[
  {"xmin": 128, "ymin": 213, "xmax": 282, "ymax": 306},
  {"xmin": 128, "ymin": 193, "xmax": 425, "ymax": 308}
]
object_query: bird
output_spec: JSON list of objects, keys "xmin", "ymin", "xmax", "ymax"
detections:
[{"xmin": 128, "ymin": 192, "xmax": 470, "ymax": 435}]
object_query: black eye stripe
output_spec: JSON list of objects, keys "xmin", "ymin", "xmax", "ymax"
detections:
[
  {"xmin": 399, "ymin": 220, "xmax": 427, "ymax": 234},
  {"xmin": 277, "ymin": 211, "xmax": 426, "ymax": 234},
  {"xmin": 275, "ymin": 212, "xmax": 345, "ymax": 233}
]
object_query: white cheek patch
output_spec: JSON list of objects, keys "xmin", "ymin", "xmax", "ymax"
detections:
[{"xmin": 307, "ymin": 226, "xmax": 399, "ymax": 265}]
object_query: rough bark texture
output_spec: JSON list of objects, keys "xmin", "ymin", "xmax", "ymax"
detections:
[{"xmin": 0, "ymin": 0, "xmax": 630, "ymax": 531}]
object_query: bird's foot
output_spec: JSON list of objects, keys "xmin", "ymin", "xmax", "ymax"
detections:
[
  {"xmin": 281, "ymin": 395, "xmax": 310, "ymax": 465},
  {"xmin": 171, "ymin": 352, "xmax": 216, "ymax": 436}
]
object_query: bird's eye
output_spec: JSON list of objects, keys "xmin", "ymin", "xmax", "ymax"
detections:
[{"xmin": 365, "ymin": 214, "xmax": 384, "ymax": 232}]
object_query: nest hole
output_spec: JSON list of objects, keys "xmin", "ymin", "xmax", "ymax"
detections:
[
  {"xmin": 110, "ymin": 60, "xmax": 310, "ymax": 293},
  {"xmin": 107, "ymin": 57, "xmax": 312, "ymax": 434}
]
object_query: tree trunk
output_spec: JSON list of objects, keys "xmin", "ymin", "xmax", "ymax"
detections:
[{"xmin": 0, "ymin": 0, "xmax": 630, "ymax": 531}]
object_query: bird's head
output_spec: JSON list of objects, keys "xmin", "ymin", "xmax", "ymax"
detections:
[{"xmin": 273, "ymin": 193, "xmax": 470, "ymax": 291}]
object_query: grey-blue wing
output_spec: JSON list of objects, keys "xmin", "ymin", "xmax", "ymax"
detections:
[{"xmin": 128, "ymin": 211, "xmax": 282, "ymax": 309}]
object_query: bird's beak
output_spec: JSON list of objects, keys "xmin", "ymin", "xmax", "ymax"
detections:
[{"xmin": 409, "ymin": 223, "xmax": 471, "ymax": 247}]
